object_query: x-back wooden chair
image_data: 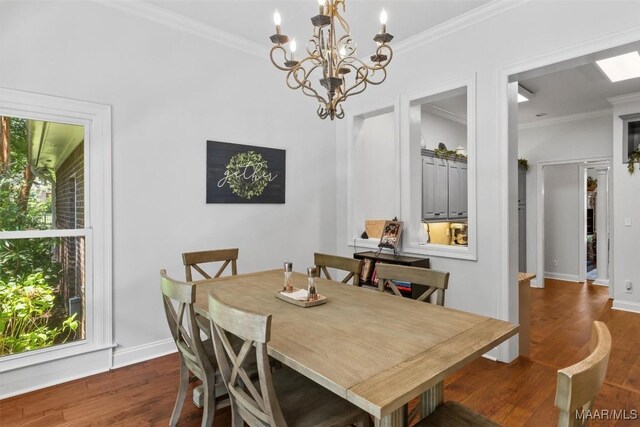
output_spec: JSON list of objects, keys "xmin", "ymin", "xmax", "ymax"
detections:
[
  {"xmin": 314, "ymin": 253, "xmax": 363, "ymax": 286},
  {"xmin": 375, "ymin": 263, "xmax": 449, "ymax": 305},
  {"xmin": 183, "ymin": 248, "xmax": 239, "ymax": 282},
  {"xmin": 160, "ymin": 269, "xmax": 228, "ymax": 427},
  {"xmin": 208, "ymin": 291, "xmax": 371, "ymax": 427}
]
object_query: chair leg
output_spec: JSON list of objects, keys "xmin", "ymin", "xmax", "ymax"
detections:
[
  {"xmin": 170, "ymin": 358, "xmax": 189, "ymax": 427},
  {"xmin": 231, "ymin": 402, "xmax": 244, "ymax": 427},
  {"xmin": 200, "ymin": 374, "xmax": 216, "ymax": 427}
]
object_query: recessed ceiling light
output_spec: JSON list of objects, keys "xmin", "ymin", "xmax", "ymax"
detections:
[{"xmin": 596, "ymin": 51, "xmax": 640, "ymax": 82}]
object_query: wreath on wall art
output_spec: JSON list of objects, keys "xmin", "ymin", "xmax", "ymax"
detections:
[{"xmin": 224, "ymin": 151, "xmax": 271, "ymax": 199}]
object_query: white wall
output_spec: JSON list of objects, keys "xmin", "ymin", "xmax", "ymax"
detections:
[
  {"xmin": 543, "ymin": 164, "xmax": 581, "ymax": 281},
  {"xmin": 519, "ymin": 115, "xmax": 613, "ymax": 282},
  {"xmin": 336, "ymin": 0, "xmax": 640, "ymax": 361},
  {"xmin": 0, "ymin": 0, "xmax": 337, "ymax": 393},
  {"xmin": 612, "ymin": 94, "xmax": 640, "ymax": 313},
  {"xmin": 352, "ymin": 112, "xmax": 397, "ymax": 236},
  {"xmin": 421, "ymin": 110, "xmax": 466, "ymax": 150}
]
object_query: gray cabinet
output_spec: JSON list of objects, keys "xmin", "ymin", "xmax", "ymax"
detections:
[
  {"xmin": 422, "ymin": 151, "xmax": 467, "ymax": 220},
  {"xmin": 518, "ymin": 165, "xmax": 526, "ymax": 272},
  {"xmin": 448, "ymin": 159, "xmax": 468, "ymax": 219},
  {"xmin": 422, "ymin": 156, "xmax": 448, "ymax": 219}
]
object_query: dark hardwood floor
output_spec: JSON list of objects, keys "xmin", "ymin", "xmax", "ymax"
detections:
[{"xmin": 1, "ymin": 279, "xmax": 639, "ymax": 426}]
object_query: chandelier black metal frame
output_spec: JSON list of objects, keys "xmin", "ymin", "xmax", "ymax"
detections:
[{"xmin": 269, "ymin": 0, "xmax": 393, "ymax": 120}]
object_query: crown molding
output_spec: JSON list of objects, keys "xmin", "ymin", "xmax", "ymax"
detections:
[
  {"xmin": 395, "ymin": 0, "xmax": 529, "ymax": 55},
  {"xmin": 93, "ymin": 0, "xmax": 266, "ymax": 60},
  {"xmin": 518, "ymin": 108, "xmax": 612, "ymax": 130},
  {"xmin": 607, "ymin": 91, "xmax": 640, "ymax": 106},
  {"xmin": 95, "ymin": 0, "xmax": 530, "ymax": 63},
  {"xmin": 422, "ymin": 104, "xmax": 467, "ymax": 125}
]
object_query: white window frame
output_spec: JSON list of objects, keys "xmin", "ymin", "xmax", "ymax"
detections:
[
  {"xmin": 0, "ymin": 88, "xmax": 112, "ymax": 397},
  {"xmin": 399, "ymin": 74, "xmax": 478, "ymax": 261}
]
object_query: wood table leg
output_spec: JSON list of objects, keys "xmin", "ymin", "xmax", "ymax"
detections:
[
  {"xmin": 374, "ymin": 406, "xmax": 407, "ymax": 427},
  {"xmin": 417, "ymin": 381, "xmax": 444, "ymax": 419},
  {"xmin": 374, "ymin": 381, "xmax": 444, "ymax": 426}
]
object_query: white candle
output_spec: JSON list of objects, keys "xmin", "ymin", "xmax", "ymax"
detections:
[
  {"xmin": 379, "ymin": 9, "xmax": 388, "ymax": 34},
  {"xmin": 290, "ymin": 38, "xmax": 297, "ymax": 60},
  {"xmin": 274, "ymin": 10, "xmax": 282, "ymax": 34},
  {"xmin": 318, "ymin": 0, "xmax": 326, "ymax": 15}
]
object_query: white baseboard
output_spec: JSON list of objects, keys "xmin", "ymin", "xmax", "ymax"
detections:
[
  {"xmin": 612, "ymin": 299, "xmax": 640, "ymax": 314},
  {"xmin": 0, "ymin": 349, "xmax": 111, "ymax": 399},
  {"xmin": 544, "ymin": 272, "xmax": 580, "ymax": 282},
  {"xmin": 592, "ymin": 279, "xmax": 610, "ymax": 287},
  {"xmin": 112, "ymin": 338, "xmax": 176, "ymax": 369}
]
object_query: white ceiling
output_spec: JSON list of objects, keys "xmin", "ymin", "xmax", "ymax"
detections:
[
  {"xmin": 146, "ymin": 0, "xmax": 492, "ymax": 52},
  {"xmin": 128, "ymin": 1, "xmax": 640, "ymax": 126},
  {"xmin": 518, "ymin": 46, "xmax": 640, "ymax": 124}
]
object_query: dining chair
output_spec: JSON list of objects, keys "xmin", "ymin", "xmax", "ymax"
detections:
[
  {"xmin": 160, "ymin": 269, "xmax": 229, "ymax": 427},
  {"xmin": 375, "ymin": 263, "xmax": 449, "ymax": 305},
  {"xmin": 555, "ymin": 320, "xmax": 612, "ymax": 426},
  {"xmin": 314, "ymin": 252, "xmax": 363, "ymax": 286},
  {"xmin": 207, "ymin": 291, "xmax": 371, "ymax": 427},
  {"xmin": 413, "ymin": 321, "xmax": 612, "ymax": 427},
  {"xmin": 182, "ymin": 248, "xmax": 239, "ymax": 282}
]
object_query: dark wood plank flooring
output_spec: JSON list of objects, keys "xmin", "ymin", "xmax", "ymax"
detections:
[{"xmin": 1, "ymin": 279, "xmax": 638, "ymax": 426}]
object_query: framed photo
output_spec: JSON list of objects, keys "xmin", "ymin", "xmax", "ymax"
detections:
[
  {"xmin": 206, "ymin": 141, "xmax": 286, "ymax": 204},
  {"xmin": 378, "ymin": 220, "xmax": 403, "ymax": 250}
]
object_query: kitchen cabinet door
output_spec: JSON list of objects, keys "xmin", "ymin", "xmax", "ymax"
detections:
[
  {"xmin": 422, "ymin": 155, "xmax": 448, "ymax": 219},
  {"xmin": 448, "ymin": 160, "xmax": 468, "ymax": 219},
  {"xmin": 518, "ymin": 165, "xmax": 527, "ymax": 205},
  {"xmin": 448, "ymin": 160, "xmax": 461, "ymax": 218},
  {"xmin": 434, "ymin": 158, "xmax": 448, "ymax": 218},
  {"xmin": 422, "ymin": 156, "xmax": 436, "ymax": 219}
]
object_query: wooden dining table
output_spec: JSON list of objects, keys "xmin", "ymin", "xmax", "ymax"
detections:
[{"xmin": 193, "ymin": 269, "xmax": 518, "ymax": 427}]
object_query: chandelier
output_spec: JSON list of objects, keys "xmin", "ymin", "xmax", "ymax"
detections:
[{"xmin": 269, "ymin": 0, "xmax": 393, "ymax": 120}]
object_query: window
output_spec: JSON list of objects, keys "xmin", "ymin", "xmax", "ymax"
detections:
[
  {"xmin": 401, "ymin": 77, "xmax": 477, "ymax": 260},
  {"xmin": 0, "ymin": 89, "xmax": 112, "ymax": 397}
]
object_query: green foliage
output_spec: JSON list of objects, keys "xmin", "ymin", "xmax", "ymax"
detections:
[
  {"xmin": 518, "ymin": 158, "xmax": 529, "ymax": 171},
  {"xmin": 587, "ymin": 176, "xmax": 597, "ymax": 188},
  {"xmin": 628, "ymin": 149, "xmax": 640, "ymax": 175},
  {"xmin": 0, "ymin": 273, "xmax": 77, "ymax": 355},
  {"xmin": 0, "ymin": 116, "xmax": 72, "ymax": 356},
  {"xmin": 433, "ymin": 147, "xmax": 467, "ymax": 160}
]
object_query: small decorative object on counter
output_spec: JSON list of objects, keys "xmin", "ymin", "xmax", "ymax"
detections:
[
  {"xmin": 283, "ymin": 262, "xmax": 293, "ymax": 293},
  {"xmin": 307, "ymin": 267, "xmax": 318, "ymax": 301}
]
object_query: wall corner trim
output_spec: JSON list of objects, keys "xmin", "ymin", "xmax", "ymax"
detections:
[
  {"xmin": 395, "ymin": 0, "xmax": 529, "ymax": 54},
  {"xmin": 518, "ymin": 108, "xmax": 612, "ymax": 130},
  {"xmin": 112, "ymin": 339, "xmax": 177, "ymax": 369},
  {"xmin": 607, "ymin": 91, "xmax": 640, "ymax": 106},
  {"xmin": 612, "ymin": 299, "xmax": 640, "ymax": 314},
  {"xmin": 93, "ymin": 0, "xmax": 266, "ymax": 60}
]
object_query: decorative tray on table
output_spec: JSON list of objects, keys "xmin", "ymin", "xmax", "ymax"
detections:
[{"xmin": 275, "ymin": 287, "xmax": 327, "ymax": 308}]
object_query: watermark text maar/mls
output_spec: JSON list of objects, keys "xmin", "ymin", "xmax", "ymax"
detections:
[{"xmin": 577, "ymin": 409, "xmax": 638, "ymax": 421}]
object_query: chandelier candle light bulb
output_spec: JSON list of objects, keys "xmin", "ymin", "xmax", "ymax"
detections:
[
  {"xmin": 274, "ymin": 10, "xmax": 281, "ymax": 32},
  {"xmin": 268, "ymin": 0, "xmax": 393, "ymax": 120},
  {"xmin": 379, "ymin": 9, "xmax": 388, "ymax": 34},
  {"xmin": 290, "ymin": 38, "xmax": 297, "ymax": 59}
]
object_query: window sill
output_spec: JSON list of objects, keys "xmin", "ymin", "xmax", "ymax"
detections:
[{"xmin": 403, "ymin": 242, "xmax": 477, "ymax": 261}]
